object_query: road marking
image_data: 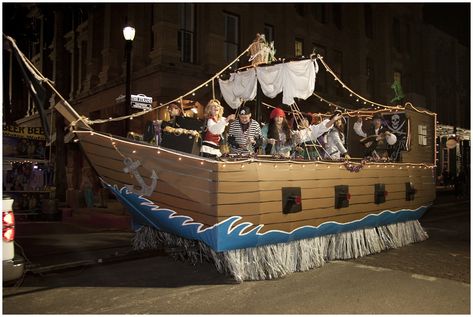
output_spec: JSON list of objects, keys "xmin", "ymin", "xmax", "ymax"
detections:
[
  {"xmin": 354, "ymin": 264, "xmax": 392, "ymax": 272},
  {"xmin": 422, "ymin": 227, "xmax": 458, "ymax": 233},
  {"xmin": 411, "ymin": 274, "xmax": 437, "ymax": 282}
]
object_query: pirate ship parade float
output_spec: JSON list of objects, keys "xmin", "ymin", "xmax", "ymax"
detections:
[{"xmin": 7, "ymin": 35, "xmax": 436, "ymax": 282}]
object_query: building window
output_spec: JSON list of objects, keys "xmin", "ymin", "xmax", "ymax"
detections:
[
  {"xmin": 333, "ymin": 4, "xmax": 342, "ymax": 30},
  {"xmin": 79, "ymin": 40, "xmax": 87, "ymax": 92},
  {"xmin": 394, "ymin": 70, "xmax": 402, "ymax": 84},
  {"xmin": 295, "ymin": 38, "xmax": 304, "ymax": 57},
  {"xmin": 224, "ymin": 12, "xmax": 239, "ymax": 63},
  {"xmin": 264, "ymin": 24, "xmax": 274, "ymax": 43},
  {"xmin": 364, "ymin": 5, "xmax": 373, "ymax": 39},
  {"xmin": 73, "ymin": 8, "xmax": 88, "ymax": 29},
  {"xmin": 294, "ymin": 4, "xmax": 305, "ymax": 17},
  {"xmin": 150, "ymin": 8, "xmax": 155, "ymax": 51},
  {"xmin": 392, "ymin": 17, "xmax": 401, "ymax": 51},
  {"xmin": 418, "ymin": 125, "xmax": 428, "ymax": 146},
  {"xmin": 178, "ymin": 4, "xmax": 195, "ymax": 63},
  {"xmin": 311, "ymin": 4, "xmax": 326, "ymax": 24},
  {"xmin": 406, "ymin": 23, "xmax": 411, "ymax": 54},
  {"xmin": 313, "ymin": 43, "xmax": 326, "ymax": 92},
  {"xmin": 366, "ymin": 57, "xmax": 374, "ymax": 96},
  {"xmin": 333, "ymin": 50, "xmax": 343, "ymax": 95}
]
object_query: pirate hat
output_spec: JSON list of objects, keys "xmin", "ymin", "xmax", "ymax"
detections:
[
  {"xmin": 239, "ymin": 106, "xmax": 252, "ymax": 115},
  {"xmin": 372, "ymin": 113, "xmax": 383, "ymax": 121}
]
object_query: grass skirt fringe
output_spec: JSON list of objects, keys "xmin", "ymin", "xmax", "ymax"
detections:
[{"xmin": 132, "ymin": 220, "xmax": 428, "ymax": 282}]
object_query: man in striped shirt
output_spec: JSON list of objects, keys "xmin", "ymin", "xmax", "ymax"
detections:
[{"xmin": 227, "ymin": 106, "xmax": 263, "ymax": 155}]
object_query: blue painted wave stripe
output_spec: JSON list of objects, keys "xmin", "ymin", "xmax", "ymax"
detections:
[{"xmin": 103, "ymin": 182, "xmax": 429, "ymax": 252}]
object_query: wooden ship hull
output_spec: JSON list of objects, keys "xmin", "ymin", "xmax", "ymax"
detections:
[
  {"xmin": 76, "ymin": 128, "xmax": 435, "ymax": 253},
  {"xmin": 6, "ymin": 33, "xmax": 437, "ymax": 281}
]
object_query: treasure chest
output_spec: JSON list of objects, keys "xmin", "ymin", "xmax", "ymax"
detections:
[
  {"xmin": 160, "ymin": 131, "xmax": 201, "ymax": 155},
  {"xmin": 175, "ymin": 116, "xmax": 204, "ymax": 131}
]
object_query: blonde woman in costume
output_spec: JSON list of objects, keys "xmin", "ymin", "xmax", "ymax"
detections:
[{"xmin": 201, "ymin": 99, "xmax": 235, "ymax": 158}]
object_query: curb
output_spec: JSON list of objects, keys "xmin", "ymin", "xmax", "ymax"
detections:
[
  {"xmin": 432, "ymin": 200, "xmax": 469, "ymax": 209},
  {"xmin": 27, "ymin": 248, "xmax": 166, "ymax": 275}
]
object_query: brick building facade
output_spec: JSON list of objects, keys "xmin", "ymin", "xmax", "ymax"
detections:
[{"xmin": 3, "ymin": 3, "xmax": 470, "ymax": 197}]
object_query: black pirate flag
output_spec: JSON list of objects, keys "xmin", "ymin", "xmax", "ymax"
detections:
[{"xmin": 382, "ymin": 112, "xmax": 408, "ymax": 161}]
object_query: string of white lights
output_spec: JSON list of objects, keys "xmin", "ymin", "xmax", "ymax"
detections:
[
  {"xmin": 73, "ymin": 130, "xmax": 436, "ymax": 170},
  {"xmin": 80, "ymin": 49, "xmax": 436, "ymax": 127},
  {"xmin": 404, "ymin": 102, "xmax": 436, "ymax": 117},
  {"xmin": 84, "ymin": 42, "xmax": 258, "ymax": 126},
  {"xmin": 261, "ymin": 101, "xmax": 329, "ymax": 120},
  {"xmin": 316, "ymin": 55, "xmax": 405, "ymax": 111},
  {"xmin": 312, "ymin": 92, "xmax": 392, "ymax": 119}
]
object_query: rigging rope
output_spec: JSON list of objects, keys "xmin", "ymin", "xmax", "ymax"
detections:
[{"xmin": 315, "ymin": 55, "xmax": 403, "ymax": 111}]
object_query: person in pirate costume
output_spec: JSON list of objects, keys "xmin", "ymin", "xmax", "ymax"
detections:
[
  {"xmin": 227, "ymin": 106, "xmax": 263, "ymax": 155},
  {"xmin": 324, "ymin": 111, "xmax": 351, "ymax": 160},
  {"xmin": 161, "ymin": 102, "xmax": 183, "ymax": 130},
  {"xmin": 262, "ymin": 107, "xmax": 294, "ymax": 157},
  {"xmin": 291, "ymin": 113, "xmax": 324, "ymax": 160},
  {"xmin": 200, "ymin": 99, "xmax": 235, "ymax": 158},
  {"xmin": 291, "ymin": 110, "xmax": 345, "ymax": 159},
  {"xmin": 353, "ymin": 113, "xmax": 397, "ymax": 159},
  {"xmin": 152, "ymin": 102, "xmax": 184, "ymax": 145}
]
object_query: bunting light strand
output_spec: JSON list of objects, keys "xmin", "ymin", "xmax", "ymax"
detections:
[
  {"xmin": 71, "ymin": 45, "xmax": 437, "ymax": 127},
  {"xmin": 316, "ymin": 55, "xmax": 403, "ymax": 111},
  {"xmin": 84, "ymin": 42, "xmax": 257, "ymax": 126},
  {"xmin": 261, "ymin": 101, "xmax": 330, "ymax": 119},
  {"xmin": 5, "ymin": 36, "xmax": 91, "ymax": 131},
  {"xmin": 312, "ymin": 91, "xmax": 357, "ymax": 113},
  {"xmin": 312, "ymin": 92, "xmax": 389, "ymax": 119},
  {"xmin": 77, "ymin": 128, "xmax": 436, "ymax": 169},
  {"xmin": 404, "ymin": 102, "xmax": 436, "ymax": 117}
]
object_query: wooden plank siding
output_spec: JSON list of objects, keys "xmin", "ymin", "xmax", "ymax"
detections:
[
  {"xmin": 76, "ymin": 130, "xmax": 436, "ymax": 234},
  {"xmin": 400, "ymin": 106, "xmax": 436, "ymax": 164}
]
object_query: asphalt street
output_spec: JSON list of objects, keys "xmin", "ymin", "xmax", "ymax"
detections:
[{"xmin": 2, "ymin": 196, "xmax": 470, "ymax": 314}]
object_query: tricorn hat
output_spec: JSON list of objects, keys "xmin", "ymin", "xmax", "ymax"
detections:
[
  {"xmin": 372, "ymin": 113, "xmax": 383, "ymax": 121},
  {"xmin": 329, "ymin": 109, "xmax": 343, "ymax": 120}
]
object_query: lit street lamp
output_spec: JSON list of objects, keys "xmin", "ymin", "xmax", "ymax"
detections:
[
  {"xmin": 123, "ymin": 25, "xmax": 135, "ymax": 136},
  {"xmin": 446, "ymin": 127, "xmax": 459, "ymax": 149}
]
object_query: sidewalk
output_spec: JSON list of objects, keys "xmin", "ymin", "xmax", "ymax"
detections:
[
  {"xmin": 14, "ymin": 200, "xmax": 162, "ymax": 275},
  {"xmin": 433, "ymin": 188, "xmax": 470, "ymax": 206},
  {"xmin": 15, "ymin": 222, "xmax": 133, "ymax": 270},
  {"xmin": 61, "ymin": 199, "xmax": 132, "ymax": 231}
]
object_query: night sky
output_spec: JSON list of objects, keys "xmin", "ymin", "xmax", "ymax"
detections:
[
  {"xmin": 423, "ymin": 3, "xmax": 470, "ymax": 46},
  {"xmin": 2, "ymin": 3, "xmax": 470, "ymax": 47}
]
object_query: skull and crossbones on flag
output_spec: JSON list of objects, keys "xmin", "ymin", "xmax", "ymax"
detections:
[{"xmin": 382, "ymin": 112, "xmax": 409, "ymax": 157}]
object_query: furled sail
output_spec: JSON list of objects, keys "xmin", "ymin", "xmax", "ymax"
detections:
[{"xmin": 218, "ymin": 59, "xmax": 319, "ymax": 108}]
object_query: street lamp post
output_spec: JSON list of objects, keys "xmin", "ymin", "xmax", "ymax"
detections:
[{"xmin": 123, "ymin": 25, "xmax": 135, "ymax": 136}]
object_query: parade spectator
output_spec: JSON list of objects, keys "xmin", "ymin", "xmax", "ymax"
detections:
[
  {"xmin": 455, "ymin": 169, "xmax": 466, "ymax": 199},
  {"xmin": 441, "ymin": 170, "xmax": 450, "ymax": 187},
  {"xmin": 200, "ymin": 99, "xmax": 235, "ymax": 158},
  {"xmin": 80, "ymin": 167, "xmax": 94, "ymax": 208},
  {"xmin": 227, "ymin": 106, "xmax": 263, "ymax": 155}
]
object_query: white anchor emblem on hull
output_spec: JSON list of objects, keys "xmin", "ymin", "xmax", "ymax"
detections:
[{"xmin": 123, "ymin": 157, "xmax": 158, "ymax": 197}]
